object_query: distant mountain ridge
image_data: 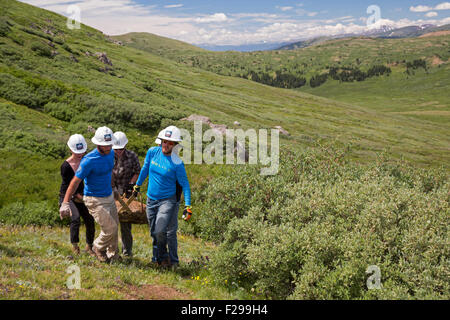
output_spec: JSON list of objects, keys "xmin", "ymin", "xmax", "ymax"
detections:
[{"xmin": 276, "ymin": 24, "xmax": 450, "ymax": 51}]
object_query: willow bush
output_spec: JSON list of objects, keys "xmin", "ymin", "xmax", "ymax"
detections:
[{"xmin": 183, "ymin": 147, "xmax": 449, "ymax": 299}]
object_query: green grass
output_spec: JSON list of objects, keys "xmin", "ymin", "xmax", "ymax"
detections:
[
  {"xmin": 302, "ymin": 65, "xmax": 450, "ymax": 119},
  {"xmin": 0, "ymin": 223, "xmax": 254, "ymax": 300}
]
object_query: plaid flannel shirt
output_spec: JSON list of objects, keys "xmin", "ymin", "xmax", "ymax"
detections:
[{"xmin": 112, "ymin": 149, "xmax": 141, "ymax": 191}]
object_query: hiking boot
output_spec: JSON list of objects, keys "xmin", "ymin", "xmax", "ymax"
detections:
[
  {"xmin": 85, "ymin": 244, "xmax": 96, "ymax": 257},
  {"xmin": 72, "ymin": 244, "xmax": 80, "ymax": 255},
  {"xmin": 159, "ymin": 257, "xmax": 171, "ymax": 268},
  {"xmin": 109, "ymin": 254, "xmax": 123, "ymax": 263},
  {"xmin": 92, "ymin": 245, "xmax": 109, "ymax": 263}
]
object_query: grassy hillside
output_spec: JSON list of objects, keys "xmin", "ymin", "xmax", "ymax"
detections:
[
  {"xmin": 0, "ymin": 0, "xmax": 448, "ymax": 168},
  {"xmin": 115, "ymin": 32, "xmax": 450, "ymax": 125},
  {"xmin": 114, "ymin": 32, "xmax": 207, "ymax": 60},
  {"xmin": 0, "ymin": 0, "xmax": 449, "ymax": 300}
]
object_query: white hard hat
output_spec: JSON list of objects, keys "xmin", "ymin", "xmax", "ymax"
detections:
[
  {"xmin": 91, "ymin": 126, "xmax": 116, "ymax": 146},
  {"xmin": 158, "ymin": 126, "xmax": 182, "ymax": 142},
  {"xmin": 67, "ymin": 134, "xmax": 87, "ymax": 154},
  {"xmin": 155, "ymin": 129, "xmax": 164, "ymax": 145},
  {"xmin": 113, "ymin": 131, "xmax": 128, "ymax": 149}
]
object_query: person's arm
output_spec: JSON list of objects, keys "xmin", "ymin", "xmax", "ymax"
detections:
[
  {"xmin": 63, "ymin": 177, "xmax": 83, "ymax": 203},
  {"xmin": 130, "ymin": 173, "xmax": 139, "ymax": 185},
  {"xmin": 59, "ymin": 176, "xmax": 82, "ymax": 218},
  {"xmin": 176, "ymin": 166, "xmax": 192, "ymax": 221},
  {"xmin": 135, "ymin": 148, "xmax": 152, "ymax": 187},
  {"xmin": 130, "ymin": 152, "xmax": 141, "ymax": 185},
  {"xmin": 175, "ymin": 164, "xmax": 191, "ymax": 207}
]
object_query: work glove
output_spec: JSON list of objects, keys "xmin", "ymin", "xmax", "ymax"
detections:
[
  {"xmin": 59, "ymin": 202, "xmax": 71, "ymax": 220},
  {"xmin": 132, "ymin": 185, "xmax": 141, "ymax": 197},
  {"xmin": 182, "ymin": 206, "xmax": 192, "ymax": 221}
]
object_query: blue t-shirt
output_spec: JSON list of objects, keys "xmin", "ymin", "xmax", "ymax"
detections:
[
  {"xmin": 136, "ymin": 147, "xmax": 191, "ymax": 206},
  {"xmin": 75, "ymin": 148, "xmax": 115, "ymax": 197}
]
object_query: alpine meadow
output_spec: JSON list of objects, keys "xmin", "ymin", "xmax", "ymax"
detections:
[{"xmin": 0, "ymin": 0, "xmax": 448, "ymax": 300}]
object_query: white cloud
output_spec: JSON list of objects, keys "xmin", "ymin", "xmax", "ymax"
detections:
[
  {"xmin": 425, "ymin": 11, "xmax": 438, "ymax": 17},
  {"xmin": 277, "ymin": 6, "xmax": 293, "ymax": 12},
  {"xmin": 410, "ymin": 2, "xmax": 450, "ymax": 12},
  {"xmin": 435, "ymin": 2, "xmax": 450, "ymax": 10},
  {"xmin": 195, "ymin": 13, "xmax": 228, "ymax": 23},
  {"xmin": 164, "ymin": 4, "xmax": 184, "ymax": 9},
  {"xmin": 231, "ymin": 13, "xmax": 280, "ymax": 19},
  {"xmin": 17, "ymin": 0, "xmax": 450, "ymax": 47},
  {"xmin": 22, "ymin": 0, "xmax": 155, "ymax": 18},
  {"xmin": 410, "ymin": 5, "xmax": 433, "ymax": 12}
]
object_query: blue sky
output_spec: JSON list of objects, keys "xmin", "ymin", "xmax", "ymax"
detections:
[{"xmin": 21, "ymin": 1, "xmax": 450, "ymax": 45}]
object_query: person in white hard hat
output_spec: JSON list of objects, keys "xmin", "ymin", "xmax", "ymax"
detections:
[
  {"xmin": 58, "ymin": 134, "xmax": 96, "ymax": 256},
  {"xmin": 60, "ymin": 126, "xmax": 120, "ymax": 263},
  {"xmin": 111, "ymin": 131, "xmax": 141, "ymax": 257},
  {"xmin": 153, "ymin": 130, "xmax": 183, "ymax": 266},
  {"xmin": 134, "ymin": 126, "xmax": 192, "ymax": 267}
]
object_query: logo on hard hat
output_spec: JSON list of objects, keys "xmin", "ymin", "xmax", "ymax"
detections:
[
  {"xmin": 165, "ymin": 131, "xmax": 172, "ymax": 138},
  {"xmin": 104, "ymin": 134, "xmax": 112, "ymax": 141},
  {"xmin": 76, "ymin": 143, "xmax": 84, "ymax": 150}
]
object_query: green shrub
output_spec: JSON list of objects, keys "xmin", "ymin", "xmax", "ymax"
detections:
[
  {"xmin": 0, "ymin": 72, "xmax": 66, "ymax": 109},
  {"xmin": 7, "ymin": 31, "xmax": 24, "ymax": 45},
  {"xmin": 44, "ymin": 102, "xmax": 78, "ymax": 121},
  {"xmin": 190, "ymin": 148, "xmax": 449, "ymax": 299},
  {"xmin": 0, "ymin": 73, "xmax": 41, "ymax": 108},
  {"xmin": 1, "ymin": 131, "xmax": 67, "ymax": 159},
  {"xmin": 30, "ymin": 41, "xmax": 52, "ymax": 57},
  {"xmin": 21, "ymin": 27, "xmax": 53, "ymax": 42},
  {"xmin": 73, "ymin": 96, "xmax": 185, "ymax": 132},
  {"xmin": 0, "ymin": 150, "xmax": 62, "ymax": 209},
  {"xmin": 0, "ymin": 16, "xmax": 11, "ymax": 36},
  {"xmin": 0, "ymin": 201, "xmax": 62, "ymax": 226}
]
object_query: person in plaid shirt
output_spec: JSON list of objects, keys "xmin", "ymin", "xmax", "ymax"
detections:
[{"xmin": 112, "ymin": 131, "xmax": 141, "ymax": 257}]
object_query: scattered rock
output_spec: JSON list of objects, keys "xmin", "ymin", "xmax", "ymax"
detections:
[
  {"xmin": 210, "ymin": 123, "xmax": 228, "ymax": 135},
  {"xmin": 233, "ymin": 121, "xmax": 241, "ymax": 126},
  {"xmin": 95, "ymin": 52, "xmax": 113, "ymax": 66},
  {"xmin": 47, "ymin": 124, "xmax": 52, "ymax": 128},
  {"xmin": 70, "ymin": 55, "xmax": 78, "ymax": 63},
  {"xmin": 43, "ymin": 28, "xmax": 55, "ymax": 36},
  {"xmin": 274, "ymin": 125, "xmax": 290, "ymax": 136},
  {"xmin": 181, "ymin": 114, "xmax": 249, "ymax": 162},
  {"xmin": 51, "ymin": 50, "xmax": 59, "ymax": 57},
  {"xmin": 181, "ymin": 114, "xmax": 212, "ymax": 125},
  {"xmin": 47, "ymin": 41, "xmax": 55, "ymax": 48},
  {"xmin": 87, "ymin": 125, "xmax": 96, "ymax": 133},
  {"xmin": 98, "ymin": 66, "xmax": 112, "ymax": 73}
]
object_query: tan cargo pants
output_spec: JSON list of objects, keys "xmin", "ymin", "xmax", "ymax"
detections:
[{"xmin": 83, "ymin": 194, "xmax": 119, "ymax": 259}]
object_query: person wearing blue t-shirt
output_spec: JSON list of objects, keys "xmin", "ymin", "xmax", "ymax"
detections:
[
  {"xmin": 134, "ymin": 126, "xmax": 192, "ymax": 267},
  {"xmin": 60, "ymin": 126, "xmax": 119, "ymax": 263}
]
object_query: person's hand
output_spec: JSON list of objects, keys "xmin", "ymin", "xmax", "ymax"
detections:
[
  {"xmin": 182, "ymin": 206, "xmax": 192, "ymax": 221},
  {"xmin": 59, "ymin": 202, "xmax": 71, "ymax": 220},
  {"xmin": 132, "ymin": 185, "xmax": 141, "ymax": 197}
]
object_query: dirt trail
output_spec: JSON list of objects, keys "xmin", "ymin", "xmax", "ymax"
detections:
[{"xmin": 124, "ymin": 284, "xmax": 193, "ymax": 300}]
